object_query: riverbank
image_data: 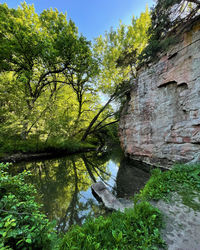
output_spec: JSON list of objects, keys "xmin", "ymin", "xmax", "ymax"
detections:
[
  {"xmin": 61, "ymin": 163, "xmax": 200, "ymax": 249},
  {"xmin": 0, "ymin": 137, "xmax": 96, "ymax": 163},
  {"xmin": 138, "ymin": 163, "xmax": 200, "ymax": 250},
  {"xmin": 152, "ymin": 192, "xmax": 200, "ymax": 250},
  {"xmin": 0, "ymin": 148, "xmax": 97, "ymax": 163},
  {"xmin": 1, "ymin": 154, "xmax": 200, "ymax": 249}
]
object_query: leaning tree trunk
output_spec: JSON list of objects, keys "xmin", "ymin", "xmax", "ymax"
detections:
[{"xmin": 81, "ymin": 95, "xmax": 114, "ymax": 141}]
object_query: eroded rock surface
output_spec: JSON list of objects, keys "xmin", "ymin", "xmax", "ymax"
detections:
[
  {"xmin": 119, "ymin": 20, "xmax": 200, "ymax": 168},
  {"xmin": 151, "ymin": 193, "xmax": 200, "ymax": 250}
]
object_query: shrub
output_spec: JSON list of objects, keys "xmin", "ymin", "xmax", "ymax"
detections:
[
  {"xmin": 60, "ymin": 202, "xmax": 165, "ymax": 250},
  {"xmin": 0, "ymin": 163, "xmax": 58, "ymax": 249}
]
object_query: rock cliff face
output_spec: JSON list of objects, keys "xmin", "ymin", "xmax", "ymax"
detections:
[{"xmin": 119, "ymin": 20, "xmax": 200, "ymax": 168}]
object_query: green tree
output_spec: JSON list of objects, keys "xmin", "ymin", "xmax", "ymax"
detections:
[
  {"xmin": 94, "ymin": 7, "xmax": 151, "ymax": 89},
  {"xmin": 80, "ymin": 8, "xmax": 151, "ymax": 142},
  {"xmin": 0, "ymin": 2, "xmax": 99, "ymax": 141},
  {"xmin": 0, "ymin": 2, "xmax": 152, "ymax": 152}
]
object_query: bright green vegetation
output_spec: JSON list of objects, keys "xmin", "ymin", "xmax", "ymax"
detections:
[
  {"xmin": 2, "ymin": 161, "xmax": 200, "ymax": 249},
  {"xmin": 0, "ymin": 163, "xmax": 58, "ymax": 249},
  {"xmin": 0, "ymin": 136, "xmax": 95, "ymax": 158},
  {"xmin": 0, "ymin": 2, "xmax": 151, "ymax": 157},
  {"xmin": 94, "ymin": 7, "xmax": 150, "ymax": 84},
  {"xmin": 60, "ymin": 202, "xmax": 165, "ymax": 250},
  {"xmin": 139, "ymin": 164, "xmax": 200, "ymax": 210},
  {"xmin": 0, "ymin": 2, "xmax": 116, "ymax": 155}
]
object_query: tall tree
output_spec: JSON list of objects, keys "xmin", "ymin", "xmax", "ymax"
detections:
[
  {"xmin": 80, "ymin": 8, "xmax": 151, "ymax": 141},
  {"xmin": 0, "ymin": 3, "xmax": 99, "ymax": 140},
  {"xmin": 93, "ymin": 6, "xmax": 151, "ymax": 90}
]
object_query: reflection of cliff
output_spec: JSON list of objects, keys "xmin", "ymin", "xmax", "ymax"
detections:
[
  {"xmin": 119, "ymin": 20, "xmax": 200, "ymax": 168},
  {"xmin": 116, "ymin": 158, "xmax": 150, "ymax": 198}
]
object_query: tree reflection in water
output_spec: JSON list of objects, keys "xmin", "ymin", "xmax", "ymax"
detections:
[
  {"xmin": 11, "ymin": 149, "xmax": 151, "ymax": 232},
  {"xmin": 12, "ymin": 151, "xmax": 116, "ymax": 232}
]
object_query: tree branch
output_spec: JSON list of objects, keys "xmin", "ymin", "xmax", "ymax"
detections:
[{"xmin": 88, "ymin": 119, "xmax": 119, "ymax": 135}]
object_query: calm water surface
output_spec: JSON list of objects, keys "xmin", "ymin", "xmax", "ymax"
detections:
[{"xmin": 11, "ymin": 150, "xmax": 151, "ymax": 232}]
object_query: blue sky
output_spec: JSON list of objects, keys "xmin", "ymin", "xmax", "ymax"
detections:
[{"xmin": 3, "ymin": 0, "xmax": 154, "ymax": 40}]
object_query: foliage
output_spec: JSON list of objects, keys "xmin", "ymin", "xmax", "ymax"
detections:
[
  {"xmin": 139, "ymin": 164, "xmax": 200, "ymax": 203},
  {"xmin": 140, "ymin": 0, "xmax": 200, "ymax": 63},
  {"xmin": 0, "ymin": 2, "xmax": 117, "ymax": 148},
  {"xmin": 94, "ymin": 7, "xmax": 151, "ymax": 93},
  {"xmin": 0, "ymin": 2, "xmax": 124, "ymax": 152},
  {"xmin": 60, "ymin": 201, "xmax": 165, "ymax": 250},
  {"xmin": 0, "ymin": 134, "xmax": 95, "ymax": 158},
  {"xmin": 0, "ymin": 163, "xmax": 58, "ymax": 249}
]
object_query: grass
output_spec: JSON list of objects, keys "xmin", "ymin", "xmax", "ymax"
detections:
[
  {"xmin": 60, "ymin": 202, "xmax": 166, "ymax": 250},
  {"xmin": 138, "ymin": 163, "xmax": 200, "ymax": 211},
  {"xmin": 0, "ymin": 135, "xmax": 96, "ymax": 158}
]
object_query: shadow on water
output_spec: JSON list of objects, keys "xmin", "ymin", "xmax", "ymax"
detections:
[
  {"xmin": 10, "ymin": 148, "xmax": 152, "ymax": 232},
  {"xmin": 116, "ymin": 157, "xmax": 151, "ymax": 198}
]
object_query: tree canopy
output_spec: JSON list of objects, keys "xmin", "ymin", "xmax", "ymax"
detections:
[
  {"xmin": 0, "ymin": 2, "xmax": 152, "ymax": 152},
  {"xmin": 93, "ymin": 7, "xmax": 151, "ymax": 90},
  {"xmin": 1, "ymin": 0, "xmax": 198, "ymax": 154},
  {"xmin": 0, "ymin": 2, "xmax": 113, "ymax": 148}
]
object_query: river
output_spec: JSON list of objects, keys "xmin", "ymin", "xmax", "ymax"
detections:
[{"xmin": 10, "ymin": 148, "xmax": 151, "ymax": 232}]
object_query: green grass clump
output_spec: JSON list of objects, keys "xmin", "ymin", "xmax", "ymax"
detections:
[
  {"xmin": 60, "ymin": 202, "xmax": 165, "ymax": 250},
  {"xmin": 139, "ymin": 164, "xmax": 200, "ymax": 206}
]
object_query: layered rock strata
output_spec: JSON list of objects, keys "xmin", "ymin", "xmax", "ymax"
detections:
[{"xmin": 119, "ymin": 20, "xmax": 200, "ymax": 168}]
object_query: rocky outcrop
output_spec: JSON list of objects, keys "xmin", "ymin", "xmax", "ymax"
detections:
[
  {"xmin": 91, "ymin": 181, "xmax": 133, "ymax": 212},
  {"xmin": 119, "ymin": 20, "xmax": 200, "ymax": 168}
]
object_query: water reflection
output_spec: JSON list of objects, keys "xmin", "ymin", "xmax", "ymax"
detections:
[
  {"xmin": 116, "ymin": 158, "xmax": 151, "ymax": 198},
  {"xmin": 10, "ymin": 150, "xmax": 151, "ymax": 232},
  {"xmin": 12, "ymin": 151, "xmax": 118, "ymax": 232}
]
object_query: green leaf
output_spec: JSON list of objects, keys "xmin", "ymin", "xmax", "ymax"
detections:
[
  {"xmin": 25, "ymin": 238, "xmax": 32, "ymax": 244},
  {"xmin": 2, "ymin": 232, "xmax": 7, "ymax": 237}
]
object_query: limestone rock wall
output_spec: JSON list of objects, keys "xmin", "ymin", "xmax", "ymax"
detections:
[{"xmin": 119, "ymin": 21, "xmax": 200, "ymax": 168}]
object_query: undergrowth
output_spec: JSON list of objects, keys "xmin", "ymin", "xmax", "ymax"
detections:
[
  {"xmin": 0, "ymin": 163, "xmax": 59, "ymax": 249},
  {"xmin": 1, "ymin": 160, "xmax": 200, "ymax": 249},
  {"xmin": 60, "ymin": 202, "xmax": 165, "ymax": 250},
  {"xmin": 0, "ymin": 135, "xmax": 95, "ymax": 158},
  {"xmin": 139, "ymin": 164, "xmax": 200, "ymax": 210}
]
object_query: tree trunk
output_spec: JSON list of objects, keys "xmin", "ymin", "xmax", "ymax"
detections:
[{"xmin": 81, "ymin": 95, "xmax": 114, "ymax": 141}]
